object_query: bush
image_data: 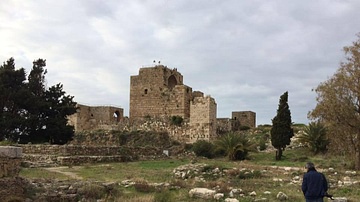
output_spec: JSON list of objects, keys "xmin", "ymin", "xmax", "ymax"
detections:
[
  {"xmin": 297, "ymin": 121, "xmax": 329, "ymax": 154},
  {"xmin": 192, "ymin": 140, "xmax": 215, "ymax": 158},
  {"xmin": 259, "ymin": 139, "xmax": 267, "ymax": 151},
  {"xmin": 170, "ymin": 116, "xmax": 183, "ymax": 126},
  {"xmin": 215, "ymin": 133, "xmax": 256, "ymax": 161}
]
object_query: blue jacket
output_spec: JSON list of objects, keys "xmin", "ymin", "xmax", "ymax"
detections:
[{"xmin": 302, "ymin": 169, "xmax": 328, "ymax": 200}]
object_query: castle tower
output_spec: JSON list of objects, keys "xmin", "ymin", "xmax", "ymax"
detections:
[
  {"xmin": 232, "ymin": 111, "xmax": 256, "ymax": 128},
  {"xmin": 129, "ymin": 65, "xmax": 193, "ymax": 120},
  {"xmin": 189, "ymin": 96, "xmax": 217, "ymax": 143}
]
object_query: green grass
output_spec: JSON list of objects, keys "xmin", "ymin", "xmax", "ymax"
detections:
[
  {"xmin": 20, "ymin": 167, "xmax": 71, "ymax": 180},
  {"xmin": 60, "ymin": 159, "xmax": 190, "ymax": 182}
]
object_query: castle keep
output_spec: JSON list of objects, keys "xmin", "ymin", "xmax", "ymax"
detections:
[{"xmin": 130, "ymin": 65, "xmax": 192, "ymax": 120}]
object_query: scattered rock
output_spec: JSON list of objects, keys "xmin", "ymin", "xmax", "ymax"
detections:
[
  {"xmin": 276, "ymin": 192, "xmax": 288, "ymax": 201},
  {"xmin": 225, "ymin": 198, "xmax": 239, "ymax": 202},
  {"xmin": 189, "ymin": 188, "xmax": 216, "ymax": 199},
  {"xmin": 213, "ymin": 193, "xmax": 224, "ymax": 200},
  {"xmin": 332, "ymin": 197, "xmax": 348, "ymax": 202}
]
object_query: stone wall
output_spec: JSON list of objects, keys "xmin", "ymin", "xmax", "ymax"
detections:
[
  {"xmin": 0, "ymin": 146, "xmax": 22, "ymax": 178},
  {"xmin": 189, "ymin": 96, "xmax": 217, "ymax": 143},
  {"xmin": 20, "ymin": 145, "xmax": 168, "ymax": 166},
  {"xmin": 68, "ymin": 104, "xmax": 124, "ymax": 132}
]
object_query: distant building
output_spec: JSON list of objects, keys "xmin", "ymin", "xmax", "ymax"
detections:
[{"xmin": 232, "ymin": 111, "xmax": 256, "ymax": 128}]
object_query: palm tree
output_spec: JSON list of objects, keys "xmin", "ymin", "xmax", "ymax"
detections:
[
  {"xmin": 297, "ymin": 121, "xmax": 328, "ymax": 154},
  {"xmin": 215, "ymin": 132, "xmax": 257, "ymax": 161}
]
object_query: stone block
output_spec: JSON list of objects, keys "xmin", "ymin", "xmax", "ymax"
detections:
[{"xmin": 0, "ymin": 146, "xmax": 22, "ymax": 158}]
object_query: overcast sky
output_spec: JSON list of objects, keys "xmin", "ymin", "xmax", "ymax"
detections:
[{"xmin": 1, "ymin": 0, "xmax": 360, "ymax": 125}]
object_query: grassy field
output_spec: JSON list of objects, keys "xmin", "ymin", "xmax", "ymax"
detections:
[{"xmin": 19, "ymin": 147, "xmax": 360, "ymax": 201}]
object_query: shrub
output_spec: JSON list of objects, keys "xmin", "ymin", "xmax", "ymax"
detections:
[
  {"xmin": 297, "ymin": 121, "xmax": 329, "ymax": 154},
  {"xmin": 259, "ymin": 138, "xmax": 267, "ymax": 151},
  {"xmin": 215, "ymin": 132, "xmax": 257, "ymax": 161},
  {"xmin": 170, "ymin": 116, "xmax": 183, "ymax": 126},
  {"xmin": 192, "ymin": 140, "xmax": 215, "ymax": 158}
]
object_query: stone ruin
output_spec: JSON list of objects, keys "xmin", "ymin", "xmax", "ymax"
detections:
[
  {"xmin": 0, "ymin": 146, "xmax": 22, "ymax": 177},
  {"xmin": 68, "ymin": 64, "xmax": 256, "ymax": 143},
  {"xmin": 0, "ymin": 146, "xmax": 28, "ymax": 201}
]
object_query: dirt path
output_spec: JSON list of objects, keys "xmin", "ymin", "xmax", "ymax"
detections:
[{"xmin": 44, "ymin": 166, "xmax": 83, "ymax": 180}]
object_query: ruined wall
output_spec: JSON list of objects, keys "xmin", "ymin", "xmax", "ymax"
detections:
[
  {"xmin": 20, "ymin": 145, "xmax": 171, "ymax": 166},
  {"xmin": 130, "ymin": 65, "xmax": 193, "ymax": 120},
  {"xmin": 0, "ymin": 146, "xmax": 22, "ymax": 178},
  {"xmin": 68, "ymin": 104, "xmax": 124, "ymax": 131},
  {"xmin": 232, "ymin": 111, "xmax": 256, "ymax": 128},
  {"xmin": 189, "ymin": 96, "xmax": 217, "ymax": 143},
  {"xmin": 216, "ymin": 118, "xmax": 232, "ymax": 135}
]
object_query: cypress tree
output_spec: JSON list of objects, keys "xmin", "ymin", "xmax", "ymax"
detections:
[{"xmin": 271, "ymin": 91, "xmax": 294, "ymax": 160}]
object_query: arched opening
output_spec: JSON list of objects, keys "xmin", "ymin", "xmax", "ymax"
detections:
[
  {"xmin": 168, "ymin": 75, "xmax": 178, "ymax": 89},
  {"xmin": 144, "ymin": 89, "xmax": 148, "ymax": 94},
  {"xmin": 113, "ymin": 110, "xmax": 120, "ymax": 122}
]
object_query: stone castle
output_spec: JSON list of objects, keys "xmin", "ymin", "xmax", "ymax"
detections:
[{"xmin": 68, "ymin": 64, "xmax": 255, "ymax": 143}]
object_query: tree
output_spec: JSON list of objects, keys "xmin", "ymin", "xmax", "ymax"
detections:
[
  {"xmin": 0, "ymin": 58, "xmax": 29, "ymax": 141},
  {"xmin": 309, "ymin": 34, "xmax": 360, "ymax": 170},
  {"xmin": 215, "ymin": 132, "xmax": 256, "ymax": 161},
  {"xmin": 297, "ymin": 121, "xmax": 328, "ymax": 154},
  {"xmin": 271, "ymin": 91, "xmax": 294, "ymax": 160},
  {"xmin": 0, "ymin": 58, "xmax": 77, "ymax": 144}
]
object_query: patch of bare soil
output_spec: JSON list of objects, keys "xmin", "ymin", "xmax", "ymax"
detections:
[{"xmin": 44, "ymin": 166, "xmax": 83, "ymax": 179}]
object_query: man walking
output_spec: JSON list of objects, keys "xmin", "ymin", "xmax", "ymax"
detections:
[{"xmin": 302, "ymin": 162, "xmax": 328, "ymax": 202}]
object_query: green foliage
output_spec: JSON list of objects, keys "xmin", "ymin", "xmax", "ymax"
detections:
[
  {"xmin": 270, "ymin": 91, "xmax": 294, "ymax": 160},
  {"xmin": 192, "ymin": 140, "xmax": 215, "ymax": 158},
  {"xmin": 258, "ymin": 138, "xmax": 267, "ymax": 151},
  {"xmin": 215, "ymin": 132, "xmax": 256, "ymax": 161},
  {"xmin": 309, "ymin": 34, "xmax": 360, "ymax": 170},
  {"xmin": 0, "ymin": 58, "xmax": 77, "ymax": 144},
  {"xmin": 297, "ymin": 121, "xmax": 329, "ymax": 154},
  {"xmin": 170, "ymin": 115, "xmax": 183, "ymax": 126}
]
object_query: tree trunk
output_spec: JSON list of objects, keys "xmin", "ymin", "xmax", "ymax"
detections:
[{"xmin": 275, "ymin": 148, "xmax": 282, "ymax": 160}]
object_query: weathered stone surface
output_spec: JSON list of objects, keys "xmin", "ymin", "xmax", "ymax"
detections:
[
  {"xmin": 0, "ymin": 157, "xmax": 22, "ymax": 178},
  {"xmin": 189, "ymin": 188, "xmax": 216, "ymax": 199},
  {"xmin": 213, "ymin": 193, "xmax": 224, "ymax": 200},
  {"xmin": 0, "ymin": 177, "xmax": 28, "ymax": 202},
  {"xmin": 225, "ymin": 198, "xmax": 239, "ymax": 202},
  {"xmin": 0, "ymin": 146, "xmax": 22, "ymax": 158}
]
